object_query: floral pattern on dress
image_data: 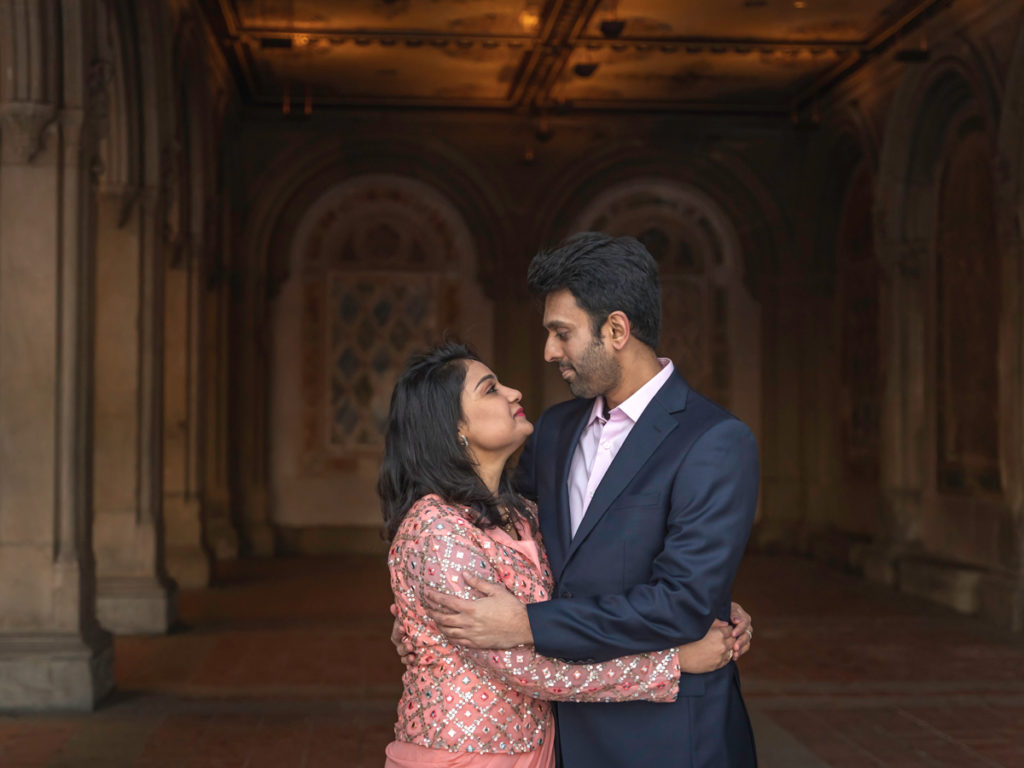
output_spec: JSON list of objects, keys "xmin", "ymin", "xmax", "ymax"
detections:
[{"xmin": 389, "ymin": 494, "xmax": 681, "ymax": 755}]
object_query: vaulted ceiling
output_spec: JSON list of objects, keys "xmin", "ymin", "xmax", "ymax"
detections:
[{"xmin": 203, "ymin": 0, "xmax": 948, "ymax": 114}]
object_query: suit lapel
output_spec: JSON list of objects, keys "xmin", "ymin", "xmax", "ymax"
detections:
[
  {"xmin": 563, "ymin": 371, "xmax": 690, "ymax": 567},
  {"xmin": 547, "ymin": 401, "xmax": 590, "ymax": 579}
]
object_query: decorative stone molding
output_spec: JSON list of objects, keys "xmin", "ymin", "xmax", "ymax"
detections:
[
  {"xmin": 0, "ymin": 102, "xmax": 59, "ymax": 163},
  {"xmin": 160, "ymin": 140, "xmax": 186, "ymax": 263},
  {"xmin": 86, "ymin": 57, "xmax": 115, "ymax": 185},
  {"xmin": 87, "ymin": 58, "xmax": 114, "ymax": 138}
]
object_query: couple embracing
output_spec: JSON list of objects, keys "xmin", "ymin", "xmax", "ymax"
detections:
[{"xmin": 380, "ymin": 233, "xmax": 759, "ymax": 768}]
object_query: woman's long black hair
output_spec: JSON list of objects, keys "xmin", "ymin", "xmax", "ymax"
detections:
[{"xmin": 378, "ymin": 342, "xmax": 535, "ymax": 541}]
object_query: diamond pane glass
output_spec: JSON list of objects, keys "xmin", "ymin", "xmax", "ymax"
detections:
[{"xmin": 327, "ymin": 272, "xmax": 438, "ymax": 450}]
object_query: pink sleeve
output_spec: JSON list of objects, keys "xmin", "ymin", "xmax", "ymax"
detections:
[{"xmin": 407, "ymin": 514, "xmax": 680, "ymax": 704}]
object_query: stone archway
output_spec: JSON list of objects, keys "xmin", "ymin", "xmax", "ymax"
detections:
[
  {"xmin": 269, "ymin": 174, "xmax": 492, "ymax": 537},
  {"xmin": 997, "ymin": 17, "xmax": 1024, "ymax": 517},
  {"xmin": 871, "ymin": 43, "xmax": 1010, "ymax": 609},
  {"xmin": 794, "ymin": 108, "xmax": 885, "ymax": 558},
  {"xmin": 990, "ymin": 16, "xmax": 1024, "ymax": 629},
  {"xmin": 570, "ymin": 178, "xmax": 762, "ymax": 451}
]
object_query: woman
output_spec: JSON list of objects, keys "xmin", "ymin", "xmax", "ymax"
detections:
[{"xmin": 380, "ymin": 343, "xmax": 749, "ymax": 767}]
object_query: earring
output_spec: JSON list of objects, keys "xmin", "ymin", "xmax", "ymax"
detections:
[{"xmin": 459, "ymin": 434, "xmax": 469, "ymax": 448}]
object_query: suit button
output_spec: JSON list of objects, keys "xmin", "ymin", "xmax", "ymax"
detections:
[{"xmin": 559, "ymin": 590, "xmax": 573, "ymax": 598}]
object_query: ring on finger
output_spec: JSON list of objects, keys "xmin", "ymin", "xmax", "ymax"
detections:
[{"xmin": 745, "ymin": 628, "xmax": 753, "ymax": 640}]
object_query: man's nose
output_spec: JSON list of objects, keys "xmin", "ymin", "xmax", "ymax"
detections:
[{"xmin": 544, "ymin": 337, "xmax": 559, "ymax": 362}]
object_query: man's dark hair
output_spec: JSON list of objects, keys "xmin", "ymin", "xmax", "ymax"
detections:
[
  {"xmin": 377, "ymin": 341, "xmax": 534, "ymax": 541},
  {"xmin": 527, "ymin": 232, "xmax": 661, "ymax": 349}
]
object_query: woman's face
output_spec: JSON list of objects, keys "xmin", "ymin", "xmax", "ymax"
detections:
[{"xmin": 459, "ymin": 360, "xmax": 533, "ymax": 461}]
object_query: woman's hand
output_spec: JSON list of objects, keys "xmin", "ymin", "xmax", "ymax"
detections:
[
  {"xmin": 676, "ymin": 619, "xmax": 734, "ymax": 674},
  {"xmin": 390, "ymin": 603, "xmax": 415, "ymax": 666}
]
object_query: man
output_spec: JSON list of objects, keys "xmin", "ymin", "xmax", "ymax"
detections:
[{"xmin": 423, "ymin": 233, "xmax": 759, "ymax": 767}]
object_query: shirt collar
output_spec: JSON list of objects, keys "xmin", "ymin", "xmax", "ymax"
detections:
[{"xmin": 587, "ymin": 358, "xmax": 675, "ymax": 427}]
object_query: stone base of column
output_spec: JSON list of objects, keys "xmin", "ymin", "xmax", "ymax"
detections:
[
  {"xmin": 165, "ymin": 547, "xmax": 210, "ymax": 590},
  {"xmin": 205, "ymin": 513, "xmax": 240, "ymax": 561},
  {"xmin": 242, "ymin": 488, "xmax": 276, "ymax": 556},
  {"xmin": 0, "ymin": 633, "xmax": 114, "ymax": 712},
  {"xmin": 163, "ymin": 497, "xmax": 212, "ymax": 589},
  {"xmin": 96, "ymin": 577, "xmax": 175, "ymax": 635},
  {"xmin": 244, "ymin": 521, "xmax": 277, "ymax": 557},
  {"xmin": 748, "ymin": 517, "xmax": 804, "ymax": 554},
  {"xmin": 861, "ymin": 545, "xmax": 898, "ymax": 586},
  {"xmin": 898, "ymin": 556, "xmax": 983, "ymax": 614},
  {"xmin": 978, "ymin": 572, "xmax": 1024, "ymax": 632}
]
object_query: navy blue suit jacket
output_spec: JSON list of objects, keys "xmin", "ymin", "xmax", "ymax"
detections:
[{"xmin": 516, "ymin": 369, "xmax": 759, "ymax": 768}]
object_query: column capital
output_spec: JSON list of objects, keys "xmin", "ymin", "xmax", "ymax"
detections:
[{"xmin": 0, "ymin": 103, "xmax": 58, "ymax": 164}]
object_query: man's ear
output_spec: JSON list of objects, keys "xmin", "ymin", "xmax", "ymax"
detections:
[{"xmin": 605, "ymin": 311, "xmax": 631, "ymax": 350}]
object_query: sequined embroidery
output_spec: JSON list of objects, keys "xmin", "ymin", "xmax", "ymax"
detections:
[{"xmin": 389, "ymin": 495, "xmax": 681, "ymax": 754}]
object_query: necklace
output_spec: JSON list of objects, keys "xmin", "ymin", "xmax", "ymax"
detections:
[{"xmin": 498, "ymin": 507, "xmax": 519, "ymax": 540}]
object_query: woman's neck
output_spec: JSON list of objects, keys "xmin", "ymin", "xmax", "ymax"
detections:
[{"xmin": 476, "ymin": 461, "xmax": 503, "ymax": 495}]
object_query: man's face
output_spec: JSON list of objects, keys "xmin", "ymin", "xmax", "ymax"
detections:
[{"xmin": 542, "ymin": 289, "xmax": 621, "ymax": 399}]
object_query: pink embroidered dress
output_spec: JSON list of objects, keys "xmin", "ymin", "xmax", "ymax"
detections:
[{"xmin": 385, "ymin": 495, "xmax": 681, "ymax": 767}]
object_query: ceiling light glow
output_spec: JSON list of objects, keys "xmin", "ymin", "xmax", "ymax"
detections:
[{"xmin": 519, "ymin": 10, "xmax": 540, "ymax": 32}]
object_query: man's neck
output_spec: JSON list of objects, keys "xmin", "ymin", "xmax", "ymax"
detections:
[{"xmin": 603, "ymin": 350, "xmax": 663, "ymax": 411}]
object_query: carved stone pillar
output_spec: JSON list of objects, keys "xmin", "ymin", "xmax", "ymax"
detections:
[
  {"xmin": 92, "ymin": 189, "xmax": 176, "ymax": 633},
  {"xmin": 202, "ymin": 259, "xmax": 240, "ymax": 560},
  {"xmin": 753, "ymin": 278, "xmax": 807, "ymax": 551},
  {"xmin": 865, "ymin": 238, "xmax": 928, "ymax": 585},
  {"xmin": 163, "ymin": 251, "xmax": 213, "ymax": 587},
  {"xmin": 0, "ymin": 0, "xmax": 113, "ymax": 710},
  {"xmin": 238, "ymin": 269, "xmax": 276, "ymax": 556}
]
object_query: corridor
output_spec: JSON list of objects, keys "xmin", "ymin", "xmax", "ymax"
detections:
[{"xmin": 1, "ymin": 553, "xmax": 1022, "ymax": 767}]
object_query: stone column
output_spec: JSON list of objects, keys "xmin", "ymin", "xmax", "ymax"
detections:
[
  {"xmin": 800, "ymin": 279, "xmax": 844, "ymax": 561},
  {"xmin": 92, "ymin": 190, "xmax": 176, "ymax": 633},
  {"xmin": 753, "ymin": 278, "xmax": 807, "ymax": 551},
  {"xmin": 865, "ymin": 239, "xmax": 928, "ymax": 585},
  {"xmin": 0, "ymin": 0, "xmax": 114, "ymax": 710},
  {"xmin": 202, "ymin": 255, "xmax": 240, "ymax": 560},
  {"xmin": 237, "ymin": 263, "xmax": 276, "ymax": 556},
  {"xmin": 163, "ymin": 252, "xmax": 213, "ymax": 587}
]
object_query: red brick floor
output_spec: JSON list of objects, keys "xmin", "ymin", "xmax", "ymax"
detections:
[{"xmin": 1, "ymin": 554, "xmax": 1022, "ymax": 766}]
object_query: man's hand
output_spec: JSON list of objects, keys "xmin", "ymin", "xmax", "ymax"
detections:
[
  {"xmin": 390, "ymin": 603, "xmax": 415, "ymax": 666},
  {"xmin": 730, "ymin": 601, "xmax": 754, "ymax": 660},
  {"xmin": 423, "ymin": 574, "xmax": 532, "ymax": 649}
]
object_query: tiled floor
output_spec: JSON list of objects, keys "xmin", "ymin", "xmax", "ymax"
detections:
[{"xmin": 2, "ymin": 554, "xmax": 1023, "ymax": 767}]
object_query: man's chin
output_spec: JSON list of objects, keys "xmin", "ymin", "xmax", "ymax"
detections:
[{"xmin": 568, "ymin": 381, "xmax": 595, "ymax": 399}]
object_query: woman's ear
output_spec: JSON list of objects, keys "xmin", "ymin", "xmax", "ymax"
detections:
[{"xmin": 605, "ymin": 311, "xmax": 631, "ymax": 350}]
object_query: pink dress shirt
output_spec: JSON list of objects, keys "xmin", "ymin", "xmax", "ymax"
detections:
[
  {"xmin": 568, "ymin": 359, "xmax": 675, "ymax": 537},
  {"xmin": 385, "ymin": 494, "xmax": 681, "ymax": 766}
]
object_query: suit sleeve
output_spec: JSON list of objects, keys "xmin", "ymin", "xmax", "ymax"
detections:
[{"xmin": 525, "ymin": 418, "xmax": 759, "ymax": 662}]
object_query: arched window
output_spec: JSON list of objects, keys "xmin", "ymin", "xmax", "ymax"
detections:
[
  {"xmin": 269, "ymin": 174, "xmax": 490, "ymax": 527},
  {"xmin": 573, "ymin": 179, "xmax": 761, "ymax": 435}
]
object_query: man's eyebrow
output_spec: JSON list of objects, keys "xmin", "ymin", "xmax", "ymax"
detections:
[
  {"xmin": 474, "ymin": 374, "xmax": 496, "ymax": 391},
  {"xmin": 544, "ymin": 320, "xmax": 570, "ymax": 330}
]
